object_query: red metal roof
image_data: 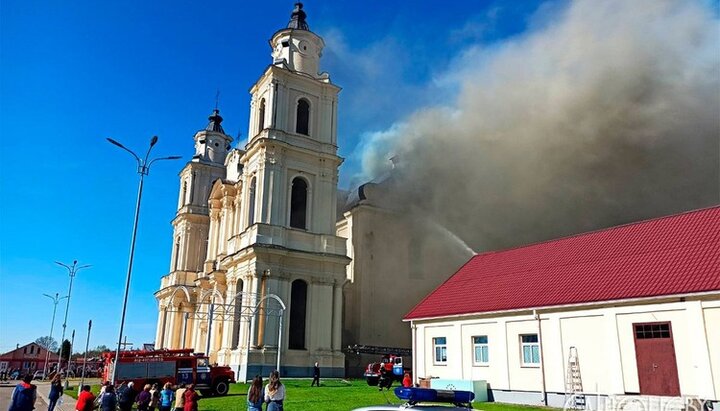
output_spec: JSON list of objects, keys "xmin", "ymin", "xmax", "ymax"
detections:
[{"xmin": 405, "ymin": 206, "xmax": 720, "ymax": 320}]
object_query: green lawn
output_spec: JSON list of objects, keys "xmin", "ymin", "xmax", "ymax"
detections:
[
  {"xmin": 63, "ymin": 380, "xmax": 561, "ymax": 411},
  {"xmin": 198, "ymin": 379, "xmax": 559, "ymax": 411}
]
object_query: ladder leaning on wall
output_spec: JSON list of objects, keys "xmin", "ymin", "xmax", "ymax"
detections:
[{"xmin": 565, "ymin": 346, "xmax": 586, "ymax": 409}]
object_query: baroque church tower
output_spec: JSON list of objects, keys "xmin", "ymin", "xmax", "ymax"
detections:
[{"xmin": 155, "ymin": 3, "xmax": 349, "ymax": 380}]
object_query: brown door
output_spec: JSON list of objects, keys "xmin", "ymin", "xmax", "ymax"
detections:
[{"xmin": 633, "ymin": 322, "xmax": 681, "ymax": 396}]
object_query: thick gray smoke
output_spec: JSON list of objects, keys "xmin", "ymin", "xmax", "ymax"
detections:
[{"xmin": 358, "ymin": 0, "xmax": 720, "ymax": 251}]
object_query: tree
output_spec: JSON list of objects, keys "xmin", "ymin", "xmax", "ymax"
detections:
[
  {"xmin": 75, "ymin": 345, "xmax": 112, "ymax": 358},
  {"xmin": 58, "ymin": 339, "xmax": 71, "ymax": 362},
  {"xmin": 35, "ymin": 336, "xmax": 58, "ymax": 352}
]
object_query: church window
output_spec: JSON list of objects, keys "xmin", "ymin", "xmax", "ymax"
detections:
[
  {"xmin": 289, "ymin": 279, "xmax": 308, "ymax": 349},
  {"xmin": 258, "ymin": 99, "xmax": 266, "ymax": 134},
  {"xmin": 181, "ymin": 181, "xmax": 188, "ymax": 205},
  {"xmin": 290, "ymin": 177, "xmax": 308, "ymax": 229},
  {"xmin": 296, "ymin": 98, "xmax": 310, "ymax": 135},
  {"xmin": 248, "ymin": 176, "xmax": 257, "ymax": 226},
  {"xmin": 173, "ymin": 238, "xmax": 181, "ymax": 271},
  {"xmin": 232, "ymin": 279, "xmax": 244, "ymax": 349}
]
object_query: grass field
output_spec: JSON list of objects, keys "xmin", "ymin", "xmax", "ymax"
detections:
[{"xmin": 64, "ymin": 379, "xmax": 561, "ymax": 411}]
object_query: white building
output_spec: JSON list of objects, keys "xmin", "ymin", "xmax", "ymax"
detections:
[{"xmin": 405, "ymin": 206, "xmax": 720, "ymax": 407}]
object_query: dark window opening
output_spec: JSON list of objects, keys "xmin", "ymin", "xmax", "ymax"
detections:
[
  {"xmin": 289, "ymin": 279, "xmax": 308, "ymax": 349},
  {"xmin": 281, "ymin": 41, "xmax": 290, "ymax": 47},
  {"xmin": 296, "ymin": 99, "xmax": 309, "ymax": 135},
  {"xmin": 258, "ymin": 99, "xmax": 266, "ymax": 133},
  {"xmin": 248, "ymin": 177, "xmax": 257, "ymax": 226},
  {"xmin": 634, "ymin": 323, "xmax": 671, "ymax": 339},
  {"xmin": 290, "ymin": 177, "xmax": 308, "ymax": 229}
]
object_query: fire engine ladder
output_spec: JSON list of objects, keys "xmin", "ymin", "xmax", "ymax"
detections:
[
  {"xmin": 565, "ymin": 346, "xmax": 586, "ymax": 409},
  {"xmin": 345, "ymin": 344, "xmax": 413, "ymax": 357}
]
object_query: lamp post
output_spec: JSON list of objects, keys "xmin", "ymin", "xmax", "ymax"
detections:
[
  {"xmin": 55, "ymin": 260, "xmax": 91, "ymax": 380},
  {"xmin": 42, "ymin": 293, "xmax": 68, "ymax": 379},
  {"xmin": 107, "ymin": 135, "xmax": 180, "ymax": 384}
]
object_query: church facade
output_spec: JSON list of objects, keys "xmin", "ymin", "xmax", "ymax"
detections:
[
  {"xmin": 154, "ymin": 3, "xmax": 472, "ymax": 380},
  {"xmin": 155, "ymin": 4, "xmax": 348, "ymax": 379}
]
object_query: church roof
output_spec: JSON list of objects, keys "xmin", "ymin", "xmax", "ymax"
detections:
[
  {"xmin": 205, "ymin": 109, "xmax": 225, "ymax": 134},
  {"xmin": 287, "ymin": 2, "xmax": 310, "ymax": 30},
  {"xmin": 404, "ymin": 206, "xmax": 720, "ymax": 320}
]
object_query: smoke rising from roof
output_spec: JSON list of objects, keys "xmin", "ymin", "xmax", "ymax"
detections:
[{"xmin": 357, "ymin": 0, "xmax": 720, "ymax": 251}]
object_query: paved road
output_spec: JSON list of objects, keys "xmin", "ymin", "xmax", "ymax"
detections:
[{"xmin": 1, "ymin": 383, "xmax": 50, "ymax": 411}]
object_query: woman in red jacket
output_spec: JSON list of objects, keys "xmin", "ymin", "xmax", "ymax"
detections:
[{"xmin": 183, "ymin": 385, "xmax": 199, "ymax": 411}]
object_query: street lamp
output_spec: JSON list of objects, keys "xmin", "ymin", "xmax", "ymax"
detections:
[
  {"xmin": 42, "ymin": 293, "xmax": 68, "ymax": 379},
  {"xmin": 55, "ymin": 260, "xmax": 91, "ymax": 380},
  {"xmin": 107, "ymin": 135, "xmax": 180, "ymax": 384}
]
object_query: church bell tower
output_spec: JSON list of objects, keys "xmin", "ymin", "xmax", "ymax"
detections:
[{"xmin": 155, "ymin": 2, "xmax": 349, "ymax": 380}]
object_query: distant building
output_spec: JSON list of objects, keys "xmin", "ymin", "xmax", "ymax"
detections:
[
  {"xmin": 405, "ymin": 206, "xmax": 720, "ymax": 406},
  {"xmin": 0, "ymin": 342, "xmax": 59, "ymax": 375}
]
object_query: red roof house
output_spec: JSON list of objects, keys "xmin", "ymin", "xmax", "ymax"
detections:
[
  {"xmin": 0, "ymin": 342, "xmax": 59, "ymax": 375},
  {"xmin": 405, "ymin": 206, "xmax": 720, "ymax": 320}
]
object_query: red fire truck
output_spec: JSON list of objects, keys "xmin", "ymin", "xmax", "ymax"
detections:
[{"xmin": 102, "ymin": 349, "xmax": 235, "ymax": 396}]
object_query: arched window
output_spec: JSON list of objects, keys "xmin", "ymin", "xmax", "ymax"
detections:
[
  {"xmin": 296, "ymin": 98, "xmax": 309, "ymax": 135},
  {"xmin": 290, "ymin": 177, "xmax": 308, "ymax": 229},
  {"xmin": 258, "ymin": 98, "xmax": 266, "ymax": 134},
  {"xmin": 248, "ymin": 176, "xmax": 257, "ymax": 226},
  {"xmin": 289, "ymin": 279, "xmax": 307, "ymax": 349},
  {"xmin": 232, "ymin": 279, "xmax": 244, "ymax": 349},
  {"xmin": 173, "ymin": 238, "xmax": 181, "ymax": 271},
  {"xmin": 181, "ymin": 181, "xmax": 188, "ymax": 206}
]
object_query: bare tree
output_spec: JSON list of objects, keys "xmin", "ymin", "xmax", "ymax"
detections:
[{"xmin": 35, "ymin": 336, "xmax": 58, "ymax": 352}]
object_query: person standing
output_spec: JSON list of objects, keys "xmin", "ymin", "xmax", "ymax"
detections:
[
  {"xmin": 47, "ymin": 375, "xmax": 63, "ymax": 411},
  {"xmin": 311, "ymin": 362, "xmax": 320, "ymax": 387},
  {"xmin": 117, "ymin": 382, "xmax": 136, "ymax": 411},
  {"xmin": 173, "ymin": 384, "xmax": 186, "ymax": 411},
  {"xmin": 148, "ymin": 383, "xmax": 160, "ymax": 411},
  {"xmin": 182, "ymin": 385, "xmax": 199, "ymax": 411},
  {"xmin": 402, "ymin": 372, "xmax": 412, "ymax": 388},
  {"xmin": 8, "ymin": 375, "xmax": 37, "ymax": 411},
  {"xmin": 75, "ymin": 385, "xmax": 95, "ymax": 411},
  {"xmin": 135, "ymin": 384, "xmax": 152, "ymax": 411},
  {"xmin": 246, "ymin": 376, "xmax": 263, "ymax": 411},
  {"xmin": 159, "ymin": 383, "xmax": 174, "ymax": 411},
  {"xmin": 264, "ymin": 371, "xmax": 285, "ymax": 411},
  {"xmin": 99, "ymin": 385, "xmax": 117, "ymax": 411}
]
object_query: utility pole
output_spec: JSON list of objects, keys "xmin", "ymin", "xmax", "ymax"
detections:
[{"xmin": 79, "ymin": 320, "xmax": 92, "ymax": 394}]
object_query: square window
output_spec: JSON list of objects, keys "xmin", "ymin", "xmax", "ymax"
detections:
[{"xmin": 520, "ymin": 334, "xmax": 540, "ymax": 365}]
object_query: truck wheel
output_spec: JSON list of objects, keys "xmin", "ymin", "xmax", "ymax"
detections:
[
  {"xmin": 366, "ymin": 376, "xmax": 379, "ymax": 386},
  {"xmin": 213, "ymin": 379, "xmax": 229, "ymax": 396}
]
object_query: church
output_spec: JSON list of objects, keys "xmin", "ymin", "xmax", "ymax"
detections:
[{"xmin": 153, "ymin": 3, "xmax": 470, "ymax": 380}]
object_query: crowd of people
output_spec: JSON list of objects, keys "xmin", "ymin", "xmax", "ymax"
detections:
[{"xmin": 6, "ymin": 367, "xmax": 401, "ymax": 411}]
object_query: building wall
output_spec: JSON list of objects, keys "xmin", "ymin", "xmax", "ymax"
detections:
[
  {"xmin": 412, "ymin": 296, "xmax": 720, "ymax": 403},
  {"xmin": 338, "ymin": 202, "xmax": 473, "ymax": 375}
]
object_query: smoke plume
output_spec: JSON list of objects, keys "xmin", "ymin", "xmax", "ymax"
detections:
[{"xmin": 358, "ymin": 0, "xmax": 720, "ymax": 251}]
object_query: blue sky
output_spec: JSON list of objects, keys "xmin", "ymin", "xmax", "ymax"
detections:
[{"xmin": 0, "ymin": 0, "xmax": 552, "ymax": 353}]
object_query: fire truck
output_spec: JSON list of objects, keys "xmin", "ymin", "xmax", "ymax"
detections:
[
  {"xmin": 102, "ymin": 349, "xmax": 235, "ymax": 396},
  {"xmin": 347, "ymin": 345, "xmax": 412, "ymax": 387}
]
